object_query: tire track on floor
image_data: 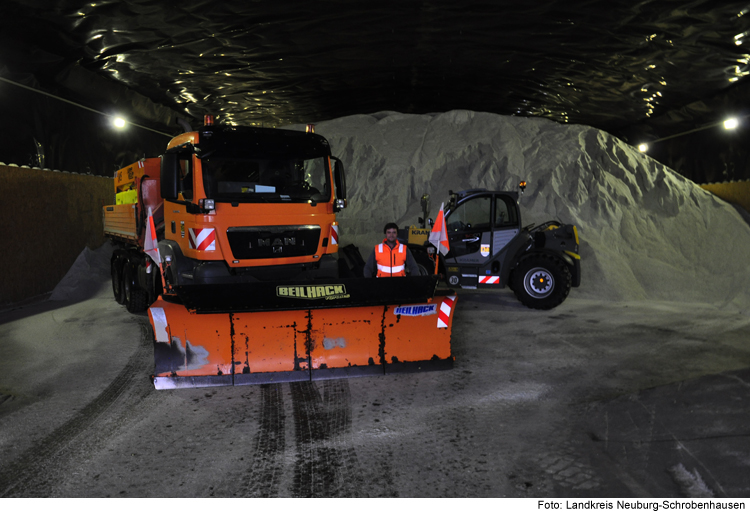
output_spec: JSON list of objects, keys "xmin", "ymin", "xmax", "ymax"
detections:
[
  {"xmin": 289, "ymin": 379, "xmax": 367, "ymax": 497},
  {"xmin": 0, "ymin": 320, "xmax": 155, "ymax": 497},
  {"xmin": 235, "ymin": 383, "xmax": 286, "ymax": 497}
]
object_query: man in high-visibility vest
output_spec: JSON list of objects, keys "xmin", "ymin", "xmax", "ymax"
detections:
[{"xmin": 363, "ymin": 223, "xmax": 420, "ymax": 277}]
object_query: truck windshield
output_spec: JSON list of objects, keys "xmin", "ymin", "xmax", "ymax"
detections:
[{"xmin": 201, "ymin": 155, "xmax": 331, "ymax": 203}]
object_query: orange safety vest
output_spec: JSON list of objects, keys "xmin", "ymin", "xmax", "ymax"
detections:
[{"xmin": 375, "ymin": 240, "xmax": 407, "ymax": 277}]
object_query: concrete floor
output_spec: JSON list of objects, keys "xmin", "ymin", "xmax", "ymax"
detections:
[{"xmin": 1, "ymin": 284, "xmax": 749, "ymax": 498}]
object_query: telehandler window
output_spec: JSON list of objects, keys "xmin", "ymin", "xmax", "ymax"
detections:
[
  {"xmin": 447, "ymin": 196, "xmax": 491, "ymax": 232},
  {"xmin": 494, "ymin": 195, "xmax": 518, "ymax": 227}
]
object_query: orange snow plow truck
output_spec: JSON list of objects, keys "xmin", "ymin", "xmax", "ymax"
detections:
[{"xmin": 103, "ymin": 118, "xmax": 456, "ymax": 389}]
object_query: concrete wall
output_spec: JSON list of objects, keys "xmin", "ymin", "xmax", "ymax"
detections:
[
  {"xmin": 1, "ymin": 164, "xmax": 113, "ymax": 305},
  {"xmin": 700, "ymin": 180, "xmax": 750, "ymax": 215}
]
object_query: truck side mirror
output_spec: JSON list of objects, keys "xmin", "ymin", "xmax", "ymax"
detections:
[
  {"xmin": 332, "ymin": 156, "xmax": 347, "ymax": 210},
  {"xmin": 161, "ymin": 152, "xmax": 179, "ymax": 200}
]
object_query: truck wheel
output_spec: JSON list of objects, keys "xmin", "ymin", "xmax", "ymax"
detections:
[
  {"xmin": 123, "ymin": 263, "xmax": 149, "ymax": 313},
  {"xmin": 111, "ymin": 257, "xmax": 126, "ymax": 305},
  {"xmin": 151, "ymin": 266, "xmax": 163, "ymax": 302},
  {"xmin": 512, "ymin": 255, "xmax": 571, "ymax": 310}
]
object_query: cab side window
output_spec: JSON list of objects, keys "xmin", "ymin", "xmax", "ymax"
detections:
[
  {"xmin": 179, "ymin": 158, "xmax": 193, "ymax": 201},
  {"xmin": 447, "ymin": 196, "xmax": 491, "ymax": 232},
  {"xmin": 495, "ymin": 195, "xmax": 518, "ymax": 227}
]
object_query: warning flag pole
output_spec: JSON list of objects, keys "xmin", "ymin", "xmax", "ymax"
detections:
[
  {"xmin": 144, "ymin": 207, "xmax": 164, "ymax": 282},
  {"xmin": 428, "ymin": 203, "xmax": 450, "ymax": 275}
]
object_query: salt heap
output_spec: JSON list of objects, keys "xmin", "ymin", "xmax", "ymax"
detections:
[
  {"xmin": 50, "ymin": 241, "xmax": 114, "ymax": 302},
  {"xmin": 294, "ymin": 110, "xmax": 750, "ymax": 309}
]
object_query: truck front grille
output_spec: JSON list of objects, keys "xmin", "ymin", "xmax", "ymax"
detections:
[{"xmin": 226, "ymin": 225, "xmax": 321, "ymax": 260}]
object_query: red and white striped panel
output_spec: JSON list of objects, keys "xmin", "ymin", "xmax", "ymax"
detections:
[
  {"xmin": 330, "ymin": 224, "xmax": 339, "ymax": 245},
  {"xmin": 189, "ymin": 228, "xmax": 216, "ymax": 251},
  {"xmin": 437, "ymin": 295, "xmax": 457, "ymax": 328},
  {"xmin": 479, "ymin": 276, "xmax": 500, "ymax": 285}
]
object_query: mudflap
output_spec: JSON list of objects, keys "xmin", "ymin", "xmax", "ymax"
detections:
[{"xmin": 147, "ymin": 294, "xmax": 457, "ymax": 390}]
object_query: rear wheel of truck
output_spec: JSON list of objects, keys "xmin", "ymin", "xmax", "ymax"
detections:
[
  {"xmin": 512, "ymin": 254, "xmax": 571, "ymax": 310},
  {"xmin": 111, "ymin": 257, "xmax": 126, "ymax": 305},
  {"xmin": 123, "ymin": 262, "xmax": 149, "ymax": 313}
]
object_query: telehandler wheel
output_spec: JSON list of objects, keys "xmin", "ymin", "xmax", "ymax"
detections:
[
  {"xmin": 123, "ymin": 262, "xmax": 149, "ymax": 313},
  {"xmin": 412, "ymin": 250, "xmax": 436, "ymax": 276},
  {"xmin": 511, "ymin": 254, "xmax": 571, "ymax": 310},
  {"xmin": 111, "ymin": 257, "xmax": 126, "ymax": 305}
]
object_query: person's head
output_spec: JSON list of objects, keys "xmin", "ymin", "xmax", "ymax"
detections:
[{"xmin": 384, "ymin": 222, "xmax": 399, "ymax": 243}]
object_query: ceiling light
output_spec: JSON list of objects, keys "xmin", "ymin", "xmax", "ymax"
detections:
[
  {"xmin": 724, "ymin": 118, "xmax": 739, "ymax": 129},
  {"xmin": 113, "ymin": 117, "xmax": 126, "ymax": 128},
  {"xmin": 638, "ymin": 143, "xmax": 648, "ymax": 152}
]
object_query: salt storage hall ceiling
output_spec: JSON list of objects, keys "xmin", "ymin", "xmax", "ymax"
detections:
[{"xmin": 2, "ymin": 0, "xmax": 750, "ymax": 142}]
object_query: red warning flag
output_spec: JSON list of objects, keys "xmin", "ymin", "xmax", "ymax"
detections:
[
  {"xmin": 428, "ymin": 202, "xmax": 450, "ymax": 256},
  {"xmin": 144, "ymin": 207, "xmax": 161, "ymax": 273}
]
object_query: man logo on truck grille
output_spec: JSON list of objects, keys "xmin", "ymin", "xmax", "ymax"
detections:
[
  {"xmin": 277, "ymin": 285, "xmax": 349, "ymax": 300},
  {"xmin": 258, "ymin": 237, "xmax": 297, "ymax": 247}
]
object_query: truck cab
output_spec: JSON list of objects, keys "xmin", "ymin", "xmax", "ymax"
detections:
[{"xmin": 158, "ymin": 124, "xmax": 347, "ymax": 289}]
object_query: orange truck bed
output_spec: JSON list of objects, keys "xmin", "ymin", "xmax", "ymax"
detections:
[
  {"xmin": 102, "ymin": 158, "xmax": 163, "ymax": 247},
  {"xmin": 103, "ymin": 203, "xmax": 138, "ymax": 242}
]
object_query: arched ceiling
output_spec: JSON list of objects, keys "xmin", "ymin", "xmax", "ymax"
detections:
[{"xmin": 2, "ymin": 0, "xmax": 750, "ymax": 139}]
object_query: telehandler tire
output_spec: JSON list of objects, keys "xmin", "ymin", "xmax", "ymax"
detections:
[{"xmin": 511, "ymin": 254, "xmax": 571, "ymax": 310}]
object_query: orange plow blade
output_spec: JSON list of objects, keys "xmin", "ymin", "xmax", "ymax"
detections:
[{"xmin": 148, "ymin": 295, "xmax": 457, "ymax": 389}]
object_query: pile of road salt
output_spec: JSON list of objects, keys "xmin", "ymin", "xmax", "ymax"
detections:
[
  {"xmin": 50, "ymin": 241, "xmax": 114, "ymax": 302},
  {"xmin": 53, "ymin": 111, "xmax": 750, "ymax": 309},
  {"xmin": 289, "ymin": 110, "xmax": 750, "ymax": 308}
]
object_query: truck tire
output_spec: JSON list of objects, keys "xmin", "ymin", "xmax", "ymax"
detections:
[
  {"xmin": 123, "ymin": 262, "xmax": 149, "ymax": 313},
  {"xmin": 511, "ymin": 254, "xmax": 571, "ymax": 310},
  {"xmin": 150, "ymin": 266, "xmax": 163, "ymax": 303},
  {"xmin": 111, "ymin": 257, "xmax": 126, "ymax": 305}
]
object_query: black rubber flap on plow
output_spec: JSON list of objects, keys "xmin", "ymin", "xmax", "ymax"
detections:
[{"xmin": 175, "ymin": 275, "xmax": 441, "ymax": 313}]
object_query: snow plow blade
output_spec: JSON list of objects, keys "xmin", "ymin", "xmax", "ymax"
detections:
[{"xmin": 148, "ymin": 279, "xmax": 457, "ymax": 389}]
